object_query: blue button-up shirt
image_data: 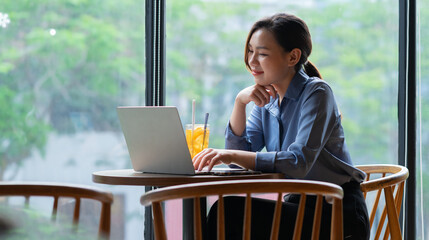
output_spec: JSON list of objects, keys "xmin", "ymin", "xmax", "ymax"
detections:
[{"xmin": 225, "ymin": 70, "xmax": 365, "ymax": 185}]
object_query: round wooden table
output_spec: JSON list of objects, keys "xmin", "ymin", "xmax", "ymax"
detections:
[{"xmin": 92, "ymin": 169, "xmax": 284, "ymax": 187}]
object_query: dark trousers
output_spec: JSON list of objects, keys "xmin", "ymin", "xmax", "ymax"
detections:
[{"xmin": 206, "ymin": 181, "xmax": 370, "ymax": 240}]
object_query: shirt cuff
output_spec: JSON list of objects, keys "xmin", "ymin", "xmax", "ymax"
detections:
[
  {"xmin": 225, "ymin": 122, "xmax": 248, "ymax": 149},
  {"xmin": 255, "ymin": 152, "xmax": 276, "ymax": 172}
]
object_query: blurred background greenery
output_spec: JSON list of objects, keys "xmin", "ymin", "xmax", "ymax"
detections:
[{"xmin": 0, "ymin": 0, "xmax": 428, "ymax": 239}]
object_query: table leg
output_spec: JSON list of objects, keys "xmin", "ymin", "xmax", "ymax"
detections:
[
  {"xmin": 183, "ymin": 197, "xmax": 207, "ymax": 240},
  {"xmin": 144, "ymin": 186, "xmax": 154, "ymax": 240}
]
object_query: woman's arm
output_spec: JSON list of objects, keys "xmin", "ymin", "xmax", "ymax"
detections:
[
  {"xmin": 193, "ymin": 84, "xmax": 276, "ymax": 171},
  {"xmin": 229, "ymin": 98, "xmax": 247, "ymax": 136},
  {"xmin": 229, "ymin": 84, "xmax": 277, "ymax": 136}
]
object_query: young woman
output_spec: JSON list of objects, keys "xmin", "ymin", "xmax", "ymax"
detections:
[{"xmin": 192, "ymin": 13, "xmax": 370, "ymax": 240}]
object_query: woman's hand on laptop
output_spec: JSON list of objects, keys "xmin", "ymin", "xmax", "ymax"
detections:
[{"xmin": 192, "ymin": 149, "xmax": 256, "ymax": 172}]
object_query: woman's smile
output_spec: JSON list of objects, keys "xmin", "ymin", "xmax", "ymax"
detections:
[{"xmin": 251, "ymin": 70, "xmax": 264, "ymax": 76}]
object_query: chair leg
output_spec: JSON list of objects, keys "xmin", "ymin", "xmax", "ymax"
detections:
[
  {"xmin": 331, "ymin": 198, "xmax": 343, "ymax": 240},
  {"xmin": 99, "ymin": 202, "xmax": 111, "ymax": 240},
  {"xmin": 152, "ymin": 202, "xmax": 167, "ymax": 240},
  {"xmin": 193, "ymin": 197, "xmax": 202, "ymax": 240},
  {"xmin": 384, "ymin": 187, "xmax": 402, "ymax": 240},
  {"xmin": 243, "ymin": 193, "xmax": 252, "ymax": 240}
]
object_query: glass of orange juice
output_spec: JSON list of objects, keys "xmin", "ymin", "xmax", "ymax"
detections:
[{"xmin": 185, "ymin": 124, "xmax": 210, "ymax": 159}]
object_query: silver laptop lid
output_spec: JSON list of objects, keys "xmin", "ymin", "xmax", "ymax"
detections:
[{"xmin": 117, "ymin": 106, "xmax": 195, "ymax": 175}]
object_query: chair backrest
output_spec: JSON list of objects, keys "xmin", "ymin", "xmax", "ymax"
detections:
[
  {"xmin": 355, "ymin": 164, "xmax": 409, "ymax": 240},
  {"xmin": 140, "ymin": 179, "xmax": 344, "ymax": 240},
  {"xmin": 0, "ymin": 182, "xmax": 114, "ymax": 239}
]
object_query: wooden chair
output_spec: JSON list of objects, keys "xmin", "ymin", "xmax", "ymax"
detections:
[
  {"xmin": 140, "ymin": 179, "xmax": 344, "ymax": 240},
  {"xmin": 0, "ymin": 182, "xmax": 114, "ymax": 239},
  {"xmin": 356, "ymin": 164, "xmax": 409, "ymax": 240}
]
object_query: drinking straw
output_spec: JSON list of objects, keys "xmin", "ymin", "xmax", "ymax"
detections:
[
  {"xmin": 202, "ymin": 112, "xmax": 209, "ymax": 150},
  {"xmin": 191, "ymin": 99, "xmax": 196, "ymax": 156}
]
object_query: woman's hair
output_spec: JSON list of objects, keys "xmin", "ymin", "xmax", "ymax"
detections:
[{"xmin": 244, "ymin": 13, "xmax": 322, "ymax": 79}]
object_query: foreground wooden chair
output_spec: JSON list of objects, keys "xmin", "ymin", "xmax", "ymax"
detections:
[
  {"xmin": 140, "ymin": 179, "xmax": 344, "ymax": 240},
  {"xmin": 356, "ymin": 164, "xmax": 409, "ymax": 240},
  {"xmin": 0, "ymin": 182, "xmax": 114, "ymax": 239}
]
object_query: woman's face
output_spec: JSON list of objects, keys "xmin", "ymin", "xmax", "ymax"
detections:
[{"xmin": 247, "ymin": 28, "xmax": 295, "ymax": 87}]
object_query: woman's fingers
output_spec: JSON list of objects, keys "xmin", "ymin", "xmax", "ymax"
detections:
[
  {"xmin": 264, "ymin": 85, "xmax": 277, "ymax": 98},
  {"xmin": 197, "ymin": 149, "xmax": 216, "ymax": 171},
  {"xmin": 192, "ymin": 148, "xmax": 209, "ymax": 169},
  {"xmin": 249, "ymin": 93, "xmax": 264, "ymax": 107},
  {"xmin": 193, "ymin": 149, "xmax": 253, "ymax": 172},
  {"xmin": 251, "ymin": 89, "xmax": 267, "ymax": 107},
  {"xmin": 207, "ymin": 155, "xmax": 220, "ymax": 172},
  {"xmin": 256, "ymin": 85, "xmax": 272, "ymax": 102},
  {"xmin": 252, "ymin": 85, "xmax": 273, "ymax": 107},
  {"xmin": 192, "ymin": 148, "xmax": 224, "ymax": 171},
  {"xmin": 237, "ymin": 84, "xmax": 277, "ymax": 107},
  {"xmin": 193, "ymin": 148, "xmax": 215, "ymax": 170}
]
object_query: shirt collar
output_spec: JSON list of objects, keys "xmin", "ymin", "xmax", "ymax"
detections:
[
  {"xmin": 284, "ymin": 69, "xmax": 309, "ymax": 101},
  {"xmin": 264, "ymin": 69, "xmax": 309, "ymax": 115}
]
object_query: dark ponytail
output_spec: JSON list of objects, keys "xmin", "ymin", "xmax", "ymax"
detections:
[{"xmin": 304, "ymin": 61, "xmax": 322, "ymax": 79}]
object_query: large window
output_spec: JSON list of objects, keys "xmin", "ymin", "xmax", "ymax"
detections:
[
  {"xmin": 166, "ymin": 0, "xmax": 399, "ymax": 166},
  {"xmin": 1, "ymin": 1, "xmax": 145, "ymax": 239},
  {"xmin": 165, "ymin": 1, "xmax": 398, "ymax": 237},
  {"xmin": 2, "ymin": 0, "xmax": 427, "ymax": 239}
]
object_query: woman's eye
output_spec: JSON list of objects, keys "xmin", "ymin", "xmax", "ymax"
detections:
[{"xmin": 259, "ymin": 53, "xmax": 268, "ymax": 57}]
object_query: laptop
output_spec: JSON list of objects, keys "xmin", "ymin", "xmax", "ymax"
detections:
[{"xmin": 117, "ymin": 106, "xmax": 259, "ymax": 175}]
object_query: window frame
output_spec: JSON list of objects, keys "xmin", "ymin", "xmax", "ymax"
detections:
[
  {"xmin": 399, "ymin": 0, "xmax": 416, "ymax": 239},
  {"xmin": 144, "ymin": 1, "xmax": 166, "ymax": 239}
]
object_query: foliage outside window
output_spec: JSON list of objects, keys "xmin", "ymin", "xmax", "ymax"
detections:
[
  {"xmin": 0, "ymin": 0, "xmax": 428, "ymax": 238},
  {"xmin": 0, "ymin": 1, "xmax": 145, "ymax": 180},
  {"xmin": 1, "ymin": 1, "xmax": 145, "ymax": 239}
]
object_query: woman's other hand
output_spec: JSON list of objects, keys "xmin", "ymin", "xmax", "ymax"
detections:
[
  {"xmin": 236, "ymin": 84, "xmax": 277, "ymax": 107},
  {"xmin": 192, "ymin": 149, "xmax": 256, "ymax": 172}
]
